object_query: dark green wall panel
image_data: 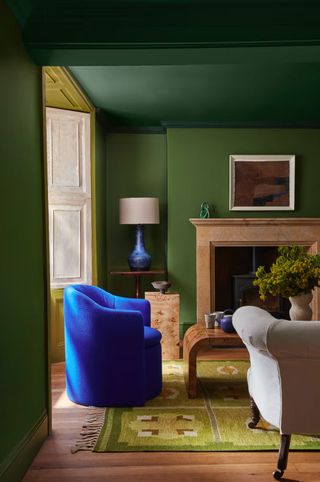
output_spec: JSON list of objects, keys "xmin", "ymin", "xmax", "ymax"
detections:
[
  {"xmin": 106, "ymin": 133, "xmax": 167, "ymax": 297},
  {"xmin": 95, "ymin": 116, "xmax": 107, "ymax": 289},
  {"xmin": 0, "ymin": 1, "xmax": 47, "ymax": 477},
  {"xmin": 167, "ymin": 128, "xmax": 320, "ymax": 329}
]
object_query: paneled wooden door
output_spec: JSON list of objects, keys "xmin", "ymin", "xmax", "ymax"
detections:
[{"xmin": 46, "ymin": 107, "xmax": 92, "ymax": 362}]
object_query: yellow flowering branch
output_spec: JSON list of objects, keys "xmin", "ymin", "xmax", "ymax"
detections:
[{"xmin": 253, "ymin": 246, "xmax": 320, "ymax": 300}]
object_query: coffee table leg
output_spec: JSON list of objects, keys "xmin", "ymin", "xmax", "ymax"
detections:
[
  {"xmin": 183, "ymin": 324, "xmax": 208, "ymax": 398},
  {"xmin": 183, "ymin": 324, "xmax": 242, "ymax": 399},
  {"xmin": 184, "ymin": 345, "xmax": 201, "ymax": 398}
]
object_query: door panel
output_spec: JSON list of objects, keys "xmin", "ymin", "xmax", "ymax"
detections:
[
  {"xmin": 47, "ymin": 109, "xmax": 90, "ymax": 195},
  {"xmin": 49, "ymin": 201, "xmax": 92, "ymax": 287},
  {"xmin": 46, "ymin": 108, "xmax": 92, "ymax": 362},
  {"xmin": 50, "ymin": 118, "xmax": 81, "ymax": 188}
]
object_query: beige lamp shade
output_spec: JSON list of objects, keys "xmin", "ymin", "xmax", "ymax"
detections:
[{"xmin": 119, "ymin": 197, "xmax": 159, "ymax": 225}]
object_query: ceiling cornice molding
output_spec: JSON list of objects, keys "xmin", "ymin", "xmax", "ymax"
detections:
[
  {"xmin": 4, "ymin": 0, "xmax": 320, "ymax": 65},
  {"xmin": 26, "ymin": 44, "xmax": 320, "ymax": 66},
  {"xmin": 19, "ymin": 1, "xmax": 320, "ymax": 42}
]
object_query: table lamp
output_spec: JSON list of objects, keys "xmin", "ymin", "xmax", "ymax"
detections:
[{"xmin": 119, "ymin": 197, "xmax": 159, "ymax": 271}]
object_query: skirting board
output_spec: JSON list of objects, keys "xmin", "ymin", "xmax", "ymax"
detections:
[{"xmin": 0, "ymin": 412, "xmax": 48, "ymax": 482}]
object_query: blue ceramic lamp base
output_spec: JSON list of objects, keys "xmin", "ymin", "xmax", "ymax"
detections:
[{"xmin": 128, "ymin": 224, "xmax": 151, "ymax": 271}]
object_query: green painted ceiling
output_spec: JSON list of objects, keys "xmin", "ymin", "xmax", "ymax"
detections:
[
  {"xmin": 6, "ymin": 0, "xmax": 320, "ymax": 127},
  {"xmin": 69, "ymin": 64, "xmax": 320, "ymax": 127}
]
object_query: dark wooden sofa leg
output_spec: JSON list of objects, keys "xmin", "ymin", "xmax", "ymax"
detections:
[
  {"xmin": 273, "ymin": 434, "xmax": 291, "ymax": 480},
  {"xmin": 248, "ymin": 397, "xmax": 260, "ymax": 428}
]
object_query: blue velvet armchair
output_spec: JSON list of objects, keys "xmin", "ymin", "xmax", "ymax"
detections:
[{"xmin": 64, "ymin": 284, "xmax": 162, "ymax": 407}]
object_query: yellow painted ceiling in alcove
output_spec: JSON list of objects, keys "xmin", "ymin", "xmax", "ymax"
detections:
[{"xmin": 44, "ymin": 66, "xmax": 91, "ymax": 112}]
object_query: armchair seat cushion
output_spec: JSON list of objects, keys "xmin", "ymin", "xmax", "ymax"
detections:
[{"xmin": 144, "ymin": 325, "xmax": 162, "ymax": 347}]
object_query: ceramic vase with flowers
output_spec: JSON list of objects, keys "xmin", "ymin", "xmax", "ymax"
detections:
[{"xmin": 253, "ymin": 246, "xmax": 320, "ymax": 321}]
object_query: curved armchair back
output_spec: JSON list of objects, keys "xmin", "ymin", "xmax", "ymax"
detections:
[
  {"xmin": 70, "ymin": 283, "xmax": 117, "ymax": 308},
  {"xmin": 71, "ymin": 284, "xmax": 151, "ymax": 326},
  {"xmin": 64, "ymin": 285, "xmax": 161, "ymax": 407},
  {"xmin": 233, "ymin": 306, "xmax": 320, "ymax": 435}
]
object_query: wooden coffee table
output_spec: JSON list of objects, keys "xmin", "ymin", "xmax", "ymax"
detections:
[{"xmin": 183, "ymin": 323, "xmax": 243, "ymax": 398}]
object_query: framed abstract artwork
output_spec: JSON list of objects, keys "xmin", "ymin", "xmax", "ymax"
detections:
[{"xmin": 229, "ymin": 155, "xmax": 295, "ymax": 211}]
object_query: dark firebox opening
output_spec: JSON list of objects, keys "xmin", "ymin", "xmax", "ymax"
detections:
[{"xmin": 214, "ymin": 246, "xmax": 290, "ymax": 319}]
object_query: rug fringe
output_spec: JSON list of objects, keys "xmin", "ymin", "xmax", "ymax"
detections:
[{"xmin": 71, "ymin": 407, "xmax": 105, "ymax": 453}]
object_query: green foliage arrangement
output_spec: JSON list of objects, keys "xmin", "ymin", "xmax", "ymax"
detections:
[{"xmin": 253, "ymin": 245, "xmax": 320, "ymax": 300}]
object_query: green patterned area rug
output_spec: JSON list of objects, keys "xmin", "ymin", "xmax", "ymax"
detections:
[{"xmin": 72, "ymin": 360, "xmax": 320, "ymax": 453}]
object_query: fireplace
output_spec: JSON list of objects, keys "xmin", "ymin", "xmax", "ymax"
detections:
[
  {"xmin": 215, "ymin": 246, "xmax": 290, "ymax": 318},
  {"xmin": 190, "ymin": 218, "xmax": 320, "ymax": 324}
]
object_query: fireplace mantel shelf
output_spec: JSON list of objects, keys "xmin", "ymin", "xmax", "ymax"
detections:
[
  {"xmin": 190, "ymin": 217, "xmax": 320, "ymax": 323},
  {"xmin": 190, "ymin": 218, "xmax": 320, "ymax": 227}
]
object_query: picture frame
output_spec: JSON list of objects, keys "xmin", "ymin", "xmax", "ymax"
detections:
[{"xmin": 229, "ymin": 155, "xmax": 295, "ymax": 211}]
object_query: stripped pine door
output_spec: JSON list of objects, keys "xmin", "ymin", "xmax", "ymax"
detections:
[{"xmin": 46, "ymin": 107, "xmax": 92, "ymax": 362}]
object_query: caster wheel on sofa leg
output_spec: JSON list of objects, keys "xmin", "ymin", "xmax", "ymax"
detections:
[{"xmin": 273, "ymin": 469, "xmax": 284, "ymax": 480}]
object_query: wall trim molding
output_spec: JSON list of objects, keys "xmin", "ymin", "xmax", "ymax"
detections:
[
  {"xmin": 162, "ymin": 122, "xmax": 320, "ymax": 129},
  {"xmin": 105, "ymin": 123, "xmax": 320, "ymax": 132},
  {"xmin": 0, "ymin": 412, "xmax": 48, "ymax": 482}
]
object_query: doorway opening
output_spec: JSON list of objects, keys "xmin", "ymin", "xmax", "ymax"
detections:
[{"xmin": 43, "ymin": 66, "xmax": 97, "ymax": 429}]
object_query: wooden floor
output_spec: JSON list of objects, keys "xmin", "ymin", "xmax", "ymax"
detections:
[{"xmin": 23, "ymin": 348, "xmax": 320, "ymax": 482}]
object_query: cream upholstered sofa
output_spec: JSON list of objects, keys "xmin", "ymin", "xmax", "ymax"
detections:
[{"xmin": 233, "ymin": 305, "xmax": 320, "ymax": 480}]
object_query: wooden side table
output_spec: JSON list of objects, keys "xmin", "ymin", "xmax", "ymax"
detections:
[
  {"xmin": 145, "ymin": 291, "xmax": 180, "ymax": 360},
  {"xmin": 183, "ymin": 324, "xmax": 243, "ymax": 398},
  {"xmin": 110, "ymin": 270, "xmax": 165, "ymax": 298}
]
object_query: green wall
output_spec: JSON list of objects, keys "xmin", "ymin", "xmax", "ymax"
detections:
[
  {"xmin": 105, "ymin": 128, "xmax": 320, "ymax": 334},
  {"xmin": 167, "ymin": 128, "xmax": 320, "ymax": 332},
  {"xmin": 95, "ymin": 116, "xmax": 107, "ymax": 289},
  {"xmin": 106, "ymin": 133, "xmax": 167, "ymax": 297},
  {"xmin": 0, "ymin": 2, "xmax": 48, "ymax": 480}
]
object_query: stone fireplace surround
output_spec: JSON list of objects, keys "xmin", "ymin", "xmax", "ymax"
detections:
[{"xmin": 190, "ymin": 218, "xmax": 320, "ymax": 323}]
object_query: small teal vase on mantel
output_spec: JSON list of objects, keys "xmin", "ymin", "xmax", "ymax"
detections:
[
  {"xmin": 288, "ymin": 292, "xmax": 313, "ymax": 321},
  {"xmin": 128, "ymin": 224, "xmax": 151, "ymax": 271}
]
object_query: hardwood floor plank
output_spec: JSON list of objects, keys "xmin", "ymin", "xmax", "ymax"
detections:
[
  {"xmin": 22, "ymin": 464, "xmax": 317, "ymax": 482},
  {"xmin": 23, "ymin": 349, "xmax": 320, "ymax": 482}
]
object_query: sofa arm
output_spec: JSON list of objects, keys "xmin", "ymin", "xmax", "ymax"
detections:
[
  {"xmin": 267, "ymin": 320, "xmax": 320, "ymax": 359},
  {"xmin": 233, "ymin": 306, "xmax": 277, "ymax": 352},
  {"xmin": 114, "ymin": 296, "xmax": 151, "ymax": 326},
  {"xmin": 233, "ymin": 306, "xmax": 320, "ymax": 359}
]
